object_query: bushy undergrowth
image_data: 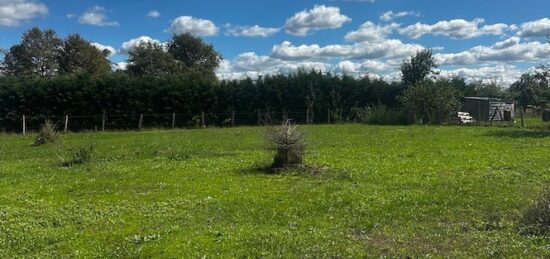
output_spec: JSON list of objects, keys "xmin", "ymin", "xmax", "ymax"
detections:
[
  {"xmin": 521, "ymin": 188, "xmax": 550, "ymax": 236},
  {"xmin": 363, "ymin": 106, "xmax": 413, "ymax": 125},
  {"xmin": 265, "ymin": 120, "xmax": 306, "ymax": 169},
  {"xmin": 34, "ymin": 121, "xmax": 60, "ymax": 146},
  {"xmin": 62, "ymin": 145, "xmax": 95, "ymax": 166}
]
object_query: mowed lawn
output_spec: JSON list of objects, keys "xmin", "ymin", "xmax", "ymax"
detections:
[{"xmin": 0, "ymin": 125, "xmax": 549, "ymax": 258}]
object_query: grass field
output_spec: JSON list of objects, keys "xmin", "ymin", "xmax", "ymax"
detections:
[{"xmin": 1, "ymin": 124, "xmax": 549, "ymax": 257}]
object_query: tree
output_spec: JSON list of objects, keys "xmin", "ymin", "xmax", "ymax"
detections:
[
  {"xmin": 127, "ymin": 42, "xmax": 181, "ymax": 77},
  {"xmin": 167, "ymin": 33, "xmax": 221, "ymax": 75},
  {"xmin": 58, "ymin": 34, "xmax": 111, "ymax": 76},
  {"xmin": 399, "ymin": 79, "xmax": 459, "ymax": 124},
  {"xmin": 510, "ymin": 73, "xmax": 542, "ymax": 127},
  {"xmin": 401, "ymin": 49, "xmax": 438, "ymax": 87},
  {"xmin": 3, "ymin": 27, "xmax": 62, "ymax": 77}
]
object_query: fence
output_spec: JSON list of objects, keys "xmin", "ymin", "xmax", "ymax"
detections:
[{"xmin": 0, "ymin": 109, "xmax": 364, "ymax": 134}]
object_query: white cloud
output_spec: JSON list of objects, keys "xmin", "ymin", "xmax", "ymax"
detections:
[
  {"xmin": 435, "ymin": 37, "xmax": 550, "ymax": 65},
  {"xmin": 284, "ymin": 5, "xmax": 351, "ymax": 36},
  {"xmin": 91, "ymin": 42, "xmax": 117, "ymax": 57},
  {"xmin": 79, "ymin": 6, "xmax": 119, "ymax": 27},
  {"xmin": 271, "ymin": 39, "xmax": 424, "ymax": 61},
  {"xmin": 112, "ymin": 62, "xmax": 128, "ymax": 71},
  {"xmin": 380, "ymin": 11, "xmax": 418, "ymax": 22},
  {"xmin": 438, "ymin": 65, "xmax": 523, "ymax": 84},
  {"xmin": 345, "ymin": 22, "xmax": 399, "ymax": 42},
  {"xmin": 167, "ymin": 16, "xmax": 219, "ymax": 36},
  {"xmin": 0, "ymin": 0, "xmax": 48, "ymax": 27},
  {"xmin": 224, "ymin": 24, "xmax": 280, "ymax": 37},
  {"xmin": 399, "ymin": 18, "xmax": 509, "ymax": 39},
  {"xmin": 66, "ymin": 13, "xmax": 76, "ymax": 19},
  {"xmin": 120, "ymin": 36, "xmax": 162, "ymax": 54},
  {"xmin": 147, "ymin": 10, "xmax": 160, "ymax": 18},
  {"xmin": 518, "ymin": 18, "xmax": 550, "ymax": 38}
]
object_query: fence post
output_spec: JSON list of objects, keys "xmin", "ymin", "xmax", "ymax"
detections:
[
  {"xmin": 283, "ymin": 109, "xmax": 287, "ymax": 122},
  {"xmin": 231, "ymin": 110, "xmax": 235, "ymax": 127},
  {"xmin": 201, "ymin": 111, "xmax": 206, "ymax": 128},
  {"xmin": 64, "ymin": 115, "xmax": 69, "ymax": 133},
  {"xmin": 138, "ymin": 114, "xmax": 144, "ymax": 130},
  {"xmin": 172, "ymin": 112, "xmax": 176, "ymax": 129},
  {"xmin": 22, "ymin": 115, "xmax": 26, "ymax": 135},
  {"xmin": 327, "ymin": 109, "xmax": 331, "ymax": 124},
  {"xmin": 102, "ymin": 111, "xmax": 106, "ymax": 132}
]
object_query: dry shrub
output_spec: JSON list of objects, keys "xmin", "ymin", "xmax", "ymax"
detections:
[
  {"xmin": 265, "ymin": 120, "xmax": 306, "ymax": 169},
  {"xmin": 521, "ymin": 188, "xmax": 550, "ymax": 236},
  {"xmin": 34, "ymin": 120, "xmax": 60, "ymax": 146}
]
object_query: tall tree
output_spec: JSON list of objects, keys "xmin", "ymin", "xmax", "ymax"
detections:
[
  {"xmin": 510, "ymin": 72, "xmax": 546, "ymax": 127},
  {"xmin": 58, "ymin": 34, "xmax": 111, "ymax": 76},
  {"xmin": 167, "ymin": 33, "xmax": 221, "ymax": 74},
  {"xmin": 127, "ymin": 42, "xmax": 182, "ymax": 77},
  {"xmin": 401, "ymin": 49, "xmax": 438, "ymax": 87},
  {"xmin": 3, "ymin": 27, "xmax": 62, "ymax": 77}
]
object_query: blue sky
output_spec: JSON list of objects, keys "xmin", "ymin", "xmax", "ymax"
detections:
[{"xmin": 1, "ymin": 0, "xmax": 550, "ymax": 83}]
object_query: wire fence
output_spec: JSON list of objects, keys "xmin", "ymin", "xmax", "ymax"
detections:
[{"xmin": 0, "ymin": 109, "xmax": 363, "ymax": 134}]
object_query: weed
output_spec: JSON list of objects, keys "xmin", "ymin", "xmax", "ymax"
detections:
[{"xmin": 34, "ymin": 120, "xmax": 60, "ymax": 146}]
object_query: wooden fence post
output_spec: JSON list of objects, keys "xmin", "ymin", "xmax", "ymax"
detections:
[
  {"xmin": 201, "ymin": 111, "xmax": 206, "ymax": 128},
  {"xmin": 172, "ymin": 112, "xmax": 176, "ymax": 129},
  {"xmin": 101, "ymin": 111, "xmax": 106, "ymax": 132},
  {"xmin": 138, "ymin": 114, "xmax": 144, "ymax": 130},
  {"xmin": 64, "ymin": 115, "xmax": 69, "ymax": 133},
  {"xmin": 231, "ymin": 110, "xmax": 235, "ymax": 127},
  {"xmin": 22, "ymin": 115, "xmax": 26, "ymax": 135}
]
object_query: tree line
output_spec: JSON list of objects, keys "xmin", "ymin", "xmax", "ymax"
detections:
[{"xmin": 1, "ymin": 27, "xmax": 549, "ymax": 127}]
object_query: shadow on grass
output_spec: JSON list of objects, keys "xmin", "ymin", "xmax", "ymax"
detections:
[
  {"xmin": 485, "ymin": 129, "xmax": 550, "ymax": 139},
  {"xmin": 237, "ymin": 163, "xmax": 354, "ymax": 180}
]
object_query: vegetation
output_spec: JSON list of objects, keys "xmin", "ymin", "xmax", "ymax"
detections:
[
  {"xmin": 34, "ymin": 120, "xmax": 59, "ymax": 145},
  {"xmin": 265, "ymin": 120, "xmax": 306, "ymax": 169},
  {"xmin": 0, "ymin": 124, "xmax": 549, "ymax": 257},
  {"xmin": 61, "ymin": 144, "xmax": 95, "ymax": 166},
  {"xmin": 521, "ymin": 187, "xmax": 550, "ymax": 236}
]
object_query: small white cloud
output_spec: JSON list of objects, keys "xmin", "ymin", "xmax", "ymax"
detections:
[
  {"xmin": 120, "ymin": 36, "xmax": 163, "ymax": 54},
  {"xmin": 399, "ymin": 18, "xmax": 510, "ymax": 39},
  {"xmin": 224, "ymin": 24, "xmax": 280, "ymax": 37},
  {"xmin": 112, "ymin": 61, "xmax": 128, "ymax": 71},
  {"xmin": 380, "ymin": 11, "xmax": 419, "ymax": 22},
  {"xmin": 0, "ymin": 0, "xmax": 48, "ymax": 27},
  {"xmin": 345, "ymin": 22, "xmax": 399, "ymax": 42},
  {"xmin": 79, "ymin": 6, "xmax": 119, "ymax": 27},
  {"xmin": 284, "ymin": 5, "xmax": 351, "ymax": 36},
  {"xmin": 91, "ymin": 42, "xmax": 117, "ymax": 57},
  {"xmin": 518, "ymin": 18, "xmax": 550, "ymax": 38},
  {"xmin": 66, "ymin": 13, "xmax": 76, "ymax": 19},
  {"xmin": 167, "ymin": 16, "xmax": 219, "ymax": 36},
  {"xmin": 147, "ymin": 10, "xmax": 160, "ymax": 18}
]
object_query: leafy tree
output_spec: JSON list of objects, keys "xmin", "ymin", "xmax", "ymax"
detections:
[
  {"xmin": 127, "ymin": 42, "xmax": 181, "ymax": 77},
  {"xmin": 58, "ymin": 34, "xmax": 111, "ymax": 76},
  {"xmin": 3, "ymin": 27, "xmax": 62, "ymax": 77},
  {"xmin": 510, "ymin": 73, "xmax": 544, "ymax": 127},
  {"xmin": 401, "ymin": 49, "xmax": 438, "ymax": 87},
  {"xmin": 167, "ymin": 33, "xmax": 221, "ymax": 74},
  {"xmin": 399, "ymin": 79, "xmax": 460, "ymax": 124}
]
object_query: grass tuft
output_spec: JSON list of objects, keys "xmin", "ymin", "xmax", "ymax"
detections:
[
  {"xmin": 34, "ymin": 120, "xmax": 60, "ymax": 146},
  {"xmin": 521, "ymin": 187, "xmax": 550, "ymax": 236}
]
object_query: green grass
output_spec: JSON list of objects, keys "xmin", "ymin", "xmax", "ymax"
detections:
[{"xmin": 0, "ymin": 125, "xmax": 549, "ymax": 258}]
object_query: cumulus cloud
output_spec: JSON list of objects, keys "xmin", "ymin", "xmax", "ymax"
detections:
[
  {"xmin": 91, "ymin": 42, "xmax": 117, "ymax": 57},
  {"xmin": 112, "ymin": 62, "xmax": 128, "ymax": 71},
  {"xmin": 79, "ymin": 6, "xmax": 119, "ymax": 26},
  {"xmin": 284, "ymin": 5, "xmax": 351, "ymax": 36},
  {"xmin": 345, "ymin": 22, "xmax": 399, "ymax": 42},
  {"xmin": 271, "ymin": 39, "xmax": 424, "ymax": 61},
  {"xmin": 380, "ymin": 11, "xmax": 419, "ymax": 22},
  {"xmin": 438, "ymin": 65, "xmax": 523, "ymax": 84},
  {"xmin": 120, "ymin": 36, "xmax": 163, "ymax": 54},
  {"xmin": 167, "ymin": 16, "xmax": 219, "ymax": 36},
  {"xmin": 147, "ymin": 10, "xmax": 160, "ymax": 18},
  {"xmin": 0, "ymin": 0, "xmax": 48, "ymax": 27},
  {"xmin": 224, "ymin": 24, "xmax": 280, "ymax": 37},
  {"xmin": 518, "ymin": 18, "xmax": 550, "ymax": 37},
  {"xmin": 435, "ymin": 37, "xmax": 550, "ymax": 65},
  {"xmin": 399, "ymin": 18, "xmax": 509, "ymax": 39}
]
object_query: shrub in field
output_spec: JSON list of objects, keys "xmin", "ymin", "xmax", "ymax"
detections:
[
  {"xmin": 62, "ymin": 145, "xmax": 95, "ymax": 166},
  {"xmin": 521, "ymin": 188, "xmax": 550, "ymax": 236},
  {"xmin": 34, "ymin": 120, "xmax": 60, "ymax": 146},
  {"xmin": 364, "ymin": 106, "xmax": 413, "ymax": 125},
  {"xmin": 265, "ymin": 120, "xmax": 305, "ymax": 169}
]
